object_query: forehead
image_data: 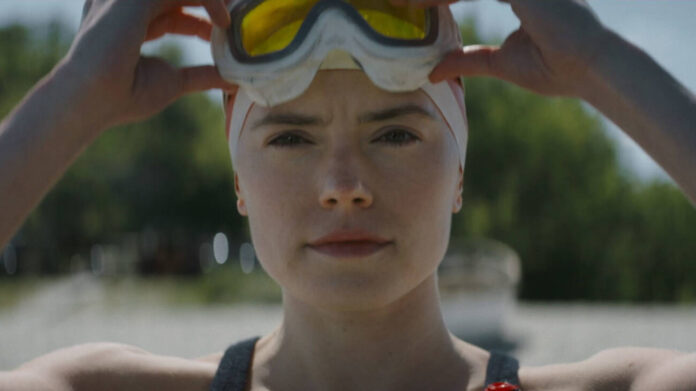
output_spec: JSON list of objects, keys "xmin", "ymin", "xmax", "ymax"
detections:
[{"xmin": 245, "ymin": 70, "xmax": 439, "ymax": 123}]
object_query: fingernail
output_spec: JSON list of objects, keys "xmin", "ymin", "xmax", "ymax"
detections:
[
  {"xmin": 223, "ymin": 82, "xmax": 238, "ymax": 92},
  {"xmin": 428, "ymin": 71, "xmax": 444, "ymax": 84}
]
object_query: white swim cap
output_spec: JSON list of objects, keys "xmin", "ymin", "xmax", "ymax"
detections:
[
  {"xmin": 223, "ymin": 49, "xmax": 468, "ymax": 172},
  {"xmin": 224, "ymin": 76, "xmax": 469, "ymax": 173}
]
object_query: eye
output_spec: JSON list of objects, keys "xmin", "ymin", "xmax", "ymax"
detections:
[
  {"xmin": 374, "ymin": 128, "xmax": 420, "ymax": 147},
  {"xmin": 268, "ymin": 132, "xmax": 311, "ymax": 148}
]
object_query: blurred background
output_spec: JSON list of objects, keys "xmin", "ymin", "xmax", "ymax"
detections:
[{"xmin": 1, "ymin": 0, "xmax": 696, "ymax": 371}]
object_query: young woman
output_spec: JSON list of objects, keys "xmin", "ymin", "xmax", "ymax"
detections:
[{"xmin": 1, "ymin": 0, "xmax": 695, "ymax": 390}]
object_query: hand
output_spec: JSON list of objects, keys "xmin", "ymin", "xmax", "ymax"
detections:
[
  {"xmin": 393, "ymin": 0, "xmax": 610, "ymax": 97},
  {"xmin": 65, "ymin": 0, "xmax": 237, "ymax": 129}
]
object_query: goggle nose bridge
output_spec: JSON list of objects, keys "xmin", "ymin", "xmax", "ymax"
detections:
[
  {"xmin": 302, "ymin": 0, "xmax": 431, "ymax": 43},
  {"xmin": 314, "ymin": 8, "xmax": 366, "ymax": 47},
  {"xmin": 296, "ymin": 0, "xmax": 393, "ymax": 46}
]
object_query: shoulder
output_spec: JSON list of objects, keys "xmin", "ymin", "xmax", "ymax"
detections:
[
  {"xmin": 193, "ymin": 351, "xmax": 224, "ymax": 364},
  {"xmin": 11, "ymin": 342, "xmax": 217, "ymax": 391},
  {"xmin": 519, "ymin": 347, "xmax": 696, "ymax": 391},
  {"xmin": 588, "ymin": 347, "xmax": 696, "ymax": 391},
  {"xmin": 16, "ymin": 342, "xmax": 150, "ymax": 375}
]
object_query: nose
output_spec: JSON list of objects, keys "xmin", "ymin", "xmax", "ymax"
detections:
[{"xmin": 318, "ymin": 153, "xmax": 373, "ymax": 210}]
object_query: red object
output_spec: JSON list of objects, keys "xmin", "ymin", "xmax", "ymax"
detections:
[{"xmin": 486, "ymin": 382, "xmax": 521, "ymax": 391}]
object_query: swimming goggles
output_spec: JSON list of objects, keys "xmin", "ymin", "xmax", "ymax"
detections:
[{"xmin": 211, "ymin": 0, "xmax": 463, "ymax": 106}]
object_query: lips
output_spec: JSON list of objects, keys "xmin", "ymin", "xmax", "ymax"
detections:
[{"xmin": 307, "ymin": 229, "xmax": 392, "ymax": 258}]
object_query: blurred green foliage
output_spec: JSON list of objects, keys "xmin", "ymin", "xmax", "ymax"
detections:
[
  {"xmin": 1, "ymin": 23, "xmax": 246, "ymax": 275},
  {"xmin": 0, "ymin": 22, "xmax": 67, "ymax": 117},
  {"xmin": 0, "ymin": 276, "xmax": 42, "ymax": 309},
  {"xmin": 1, "ymin": 21, "xmax": 695, "ymax": 302},
  {"xmin": 453, "ymin": 22, "xmax": 696, "ymax": 302},
  {"xmin": 102, "ymin": 267, "xmax": 282, "ymax": 307}
]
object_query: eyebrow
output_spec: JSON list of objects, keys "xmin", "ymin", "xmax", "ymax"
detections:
[
  {"xmin": 358, "ymin": 104, "xmax": 439, "ymax": 124},
  {"xmin": 251, "ymin": 104, "xmax": 438, "ymax": 130},
  {"xmin": 251, "ymin": 113, "xmax": 327, "ymax": 130}
]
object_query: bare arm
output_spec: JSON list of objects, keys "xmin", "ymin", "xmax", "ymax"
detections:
[
  {"xmin": 0, "ymin": 369, "xmax": 71, "ymax": 391},
  {"xmin": 581, "ymin": 347, "xmax": 696, "ymax": 391},
  {"xmin": 423, "ymin": 0, "xmax": 696, "ymax": 206},
  {"xmin": 633, "ymin": 351, "xmax": 696, "ymax": 391},
  {"xmin": 0, "ymin": 342, "xmax": 216, "ymax": 391},
  {"xmin": 0, "ymin": 0, "xmax": 236, "ymax": 250},
  {"xmin": 0, "ymin": 62, "xmax": 104, "ymax": 252},
  {"xmin": 579, "ymin": 29, "xmax": 696, "ymax": 206},
  {"xmin": 516, "ymin": 346, "xmax": 695, "ymax": 391}
]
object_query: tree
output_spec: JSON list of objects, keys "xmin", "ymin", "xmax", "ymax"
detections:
[
  {"xmin": 1, "ymin": 23, "xmax": 245, "ymax": 275},
  {"xmin": 2, "ymin": 21, "xmax": 695, "ymax": 302},
  {"xmin": 451, "ymin": 22, "xmax": 696, "ymax": 301}
]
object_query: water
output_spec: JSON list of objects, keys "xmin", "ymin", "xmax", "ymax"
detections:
[{"xmin": 2, "ymin": 274, "xmax": 695, "ymax": 370}]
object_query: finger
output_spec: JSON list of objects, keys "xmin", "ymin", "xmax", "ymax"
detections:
[
  {"xmin": 202, "ymin": 0, "xmax": 231, "ymax": 28},
  {"xmin": 388, "ymin": 0, "xmax": 513, "ymax": 9},
  {"xmin": 146, "ymin": 9, "xmax": 213, "ymax": 42},
  {"xmin": 388, "ymin": 0, "xmax": 459, "ymax": 7},
  {"xmin": 81, "ymin": 0, "xmax": 92, "ymax": 25},
  {"xmin": 429, "ymin": 45, "xmax": 501, "ymax": 83},
  {"xmin": 177, "ymin": 65, "xmax": 238, "ymax": 96}
]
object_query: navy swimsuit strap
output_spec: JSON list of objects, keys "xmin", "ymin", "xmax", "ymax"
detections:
[
  {"xmin": 209, "ymin": 336, "xmax": 261, "ymax": 391},
  {"xmin": 210, "ymin": 338, "xmax": 521, "ymax": 390},
  {"xmin": 485, "ymin": 350, "xmax": 521, "ymax": 387}
]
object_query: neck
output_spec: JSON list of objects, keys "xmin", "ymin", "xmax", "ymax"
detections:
[{"xmin": 258, "ymin": 274, "xmax": 477, "ymax": 391}]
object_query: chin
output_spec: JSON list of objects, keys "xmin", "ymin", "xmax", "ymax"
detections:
[
  {"xmin": 287, "ymin": 270, "xmax": 423, "ymax": 312},
  {"xmin": 260, "ymin": 245, "xmax": 440, "ymax": 312}
]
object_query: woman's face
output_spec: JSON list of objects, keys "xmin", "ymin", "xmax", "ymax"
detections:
[{"xmin": 233, "ymin": 70, "xmax": 463, "ymax": 311}]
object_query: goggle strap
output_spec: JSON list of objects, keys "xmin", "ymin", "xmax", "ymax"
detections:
[{"xmin": 227, "ymin": 89, "xmax": 255, "ymax": 167}]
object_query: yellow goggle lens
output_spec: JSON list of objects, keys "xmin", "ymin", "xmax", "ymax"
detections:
[
  {"xmin": 350, "ymin": 0, "xmax": 426, "ymax": 40},
  {"xmin": 241, "ymin": 0, "xmax": 428, "ymax": 57}
]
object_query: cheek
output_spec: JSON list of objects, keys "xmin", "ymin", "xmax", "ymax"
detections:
[
  {"xmin": 386, "ymin": 138, "xmax": 457, "ymax": 215},
  {"xmin": 235, "ymin": 150, "xmax": 314, "ymax": 273},
  {"xmin": 385, "ymin": 138, "xmax": 458, "ymax": 267},
  {"xmin": 236, "ymin": 136, "xmax": 313, "ymax": 211}
]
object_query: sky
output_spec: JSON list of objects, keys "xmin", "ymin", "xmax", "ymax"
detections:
[{"xmin": 1, "ymin": 0, "xmax": 694, "ymax": 182}]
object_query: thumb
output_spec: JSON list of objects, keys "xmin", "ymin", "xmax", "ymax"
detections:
[
  {"xmin": 429, "ymin": 45, "xmax": 501, "ymax": 83},
  {"xmin": 176, "ymin": 65, "xmax": 238, "ymax": 96}
]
